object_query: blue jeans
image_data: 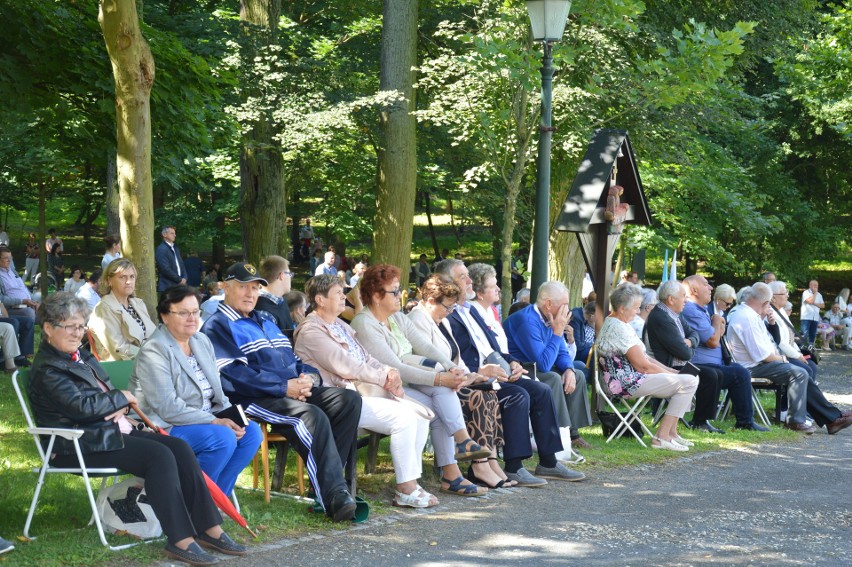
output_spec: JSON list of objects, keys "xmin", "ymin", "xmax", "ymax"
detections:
[
  {"xmin": 170, "ymin": 420, "xmax": 262, "ymax": 495},
  {"xmin": 800, "ymin": 319, "xmax": 818, "ymax": 346}
]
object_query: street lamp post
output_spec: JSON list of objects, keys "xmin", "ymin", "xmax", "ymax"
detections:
[{"xmin": 526, "ymin": 0, "xmax": 571, "ymax": 302}]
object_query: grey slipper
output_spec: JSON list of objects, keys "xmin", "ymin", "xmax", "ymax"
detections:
[
  {"xmin": 534, "ymin": 462, "xmax": 586, "ymax": 482},
  {"xmin": 505, "ymin": 468, "xmax": 548, "ymax": 487}
]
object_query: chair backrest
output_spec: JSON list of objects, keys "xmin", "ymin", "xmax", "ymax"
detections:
[
  {"xmin": 85, "ymin": 328, "xmax": 101, "ymax": 361},
  {"xmin": 100, "ymin": 360, "xmax": 135, "ymax": 390},
  {"xmin": 11, "ymin": 369, "xmax": 48, "ymax": 462}
]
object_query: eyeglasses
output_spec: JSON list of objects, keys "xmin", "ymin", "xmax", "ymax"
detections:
[
  {"xmin": 773, "ymin": 292, "xmax": 788, "ymax": 296},
  {"xmin": 56, "ymin": 324, "xmax": 87, "ymax": 334},
  {"xmin": 284, "ymin": 271, "xmax": 295, "ymax": 277},
  {"xmin": 724, "ymin": 301, "xmax": 734, "ymax": 308},
  {"xmin": 382, "ymin": 288, "xmax": 403, "ymax": 297},
  {"xmin": 169, "ymin": 310, "xmax": 201, "ymax": 319},
  {"xmin": 439, "ymin": 302, "xmax": 458, "ymax": 313}
]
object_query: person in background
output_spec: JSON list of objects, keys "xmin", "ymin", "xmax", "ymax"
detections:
[
  {"xmin": 255, "ymin": 255, "xmax": 295, "ymax": 336},
  {"xmin": 349, "ymin": 262, "xmax": 366, "ymax": 288},
  {"xmin": 707, "ymin": 283, "xmax": 736, "ymax": 318},
  {"xmin": 45, "ymin": 228, "xmax": 64, "ymax": 288},
  {"xmin": 200, "ymin": 281, "xmax": 224, "ymax": 322},
  {"xmin": 825, "ymin": 302, "xmax": 850, "ymax": 350},
  {"xmin": 800, "ymin": 279, "xmax": 825, "ymax": 347},
  {"xmin": 63, "ymin": 265, "xmax": 86, "ymax": 294},
  {"xmin": 183, "ymin": 251, "xmax": 205, "ymax": 288},
  {"xmin": 23, "ymin": 232, "xmax": 40, "ymax": 287},
  {"xmin": 88, "ymin": 258, "xmax": 156, "ymax": 361},
  {"xmin": 630, "ymin": 288, "xmax": 657, "ymax": 338},
  {"xmin": 414, "ymin": 254, "xmax": 431, "ymax": 287},
  {"xmin": 76, "ymin": 269, "xmax": 102, "ymax": 310},
  {"xmin": 286, "ymin": 290, "xmax": 309, "ymax": 325},
  {"xmin": 101, "ymin": 235, "xmax": 122, "ymax": 271},
  {"xmin": 570, "ymin": 302, "xmax": 597, "ymax": 366},
  {"xmin": 314, "ymin": 251, "xmax": 338, "ymax": 277},
  {"xmin": 0, "ymin": 247, "xmax": 39, "ymax": 319},
  {"xmin": 155, "ymin": 226, "xmax": 187, "ymax": 292}
]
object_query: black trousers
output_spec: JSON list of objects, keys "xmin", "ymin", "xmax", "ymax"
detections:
[
  {"xmin": 496, "ymin": 379, "xmax": 562, "ymax": 461},
  {"xmin": 239, "ymin": 386, "xmax": 361, "ymax": 510},
  {"xmin": 52, "ymin": 430, "xmax": 222, "ymax": 544}
]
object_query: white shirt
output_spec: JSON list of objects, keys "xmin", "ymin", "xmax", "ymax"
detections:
[
  {"xmin": 801, "ymin": 289, "xmax": 823, "ymax": 322},
  {"xmin": 76, "ymin": 284, "xmax": 100, "ymax": 310},
  {"xmin": 470, "ymin": 301, "xmax": 508, "ymax": 353},
  {"xmin": 727, "ymin": 304, "xmax": 778, "ymax": 369},
  {"xmin": 456, "ymin": 303, "xmax": 496, "ymax": 368}
]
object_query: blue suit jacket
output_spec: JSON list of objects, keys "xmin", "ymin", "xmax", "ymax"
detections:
[
  {"xmin": 446, "ymin": 305, "xmax": 517, "ymax": 372},
  {"xmin": 155, "ymin": 241, "xmax": 188, "ymax": 291},
  {"xmin": 504, "ymin": 304, "xmax": 572, "ymax": 373}
]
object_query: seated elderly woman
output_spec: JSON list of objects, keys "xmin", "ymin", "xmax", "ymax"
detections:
[
  {"xmin": 709, "ymin": 283, "xmax": 737, "ymax": 318},
  {"xmin": 768, "ymin": 281, "xmax": 819, "ymax": 381},
  {"xmin": 130, "ymin": 285, "xmax": 262, "ymax": 496},
  {"xmin": 293, "ymin": 274, "xmax": 439, "ymax": 508},
  {"xmin": 29, "ymin": 293, "xmax": 246, "ymax": 565},
  {"xmin": 408, "ymin": 274, "xmax": 515, "ymax": 488},
  {"xmin": 467, "ymin": 263, "xmax": 509, "ymax": 351},
  {"xmin": 88, "ymin": 258, "xmax": 156, "ymax": 360},
  {"xmin": 595, "ymin": 283, "xmax": 699, "ymax": 451},
  {"xmin": 351, "ymin": 265, "xmax": 490, "ymax": 496}
]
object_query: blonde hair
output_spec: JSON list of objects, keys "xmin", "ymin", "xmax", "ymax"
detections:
[{"xmin": 99, "ymin": 258, "xmax": 137, "ymax": 296}]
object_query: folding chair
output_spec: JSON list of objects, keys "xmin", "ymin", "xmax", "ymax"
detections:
[
  {"xmin": 718, "ymin": 337, "xmax": 776, "ymax": 427},
  {"xmin": 11, "ymin": 369, "xmax": 136, "ymax": 550},
  {"xmin": 594, "ymin": 356, "xmax": 654, "ymax": 447}
]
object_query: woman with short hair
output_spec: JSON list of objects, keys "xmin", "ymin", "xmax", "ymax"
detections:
[
  {"xmin": 88, "ymin": 258, "xmax": 156, "ymax": 360},
  {"xmin": 130, "ymin": 285, "xmax": 262, "ymax": 496},
  {"xmin": 595, "ymin": 283, "xmax": 699, "ymax": 451},
  {"xmin": 29, "ymin": 292, "xmax": 246, "ymax": 565}
]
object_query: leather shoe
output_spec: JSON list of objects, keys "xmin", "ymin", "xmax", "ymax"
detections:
[
  {"xmin": 690, "ymin": 421, "xmax": 726, "ymax": 434},
  {"xmin": 196, "ymin": 531, "xmax": 247, "ymax": 556},
  {"xmin": 826, "ymin": 414, "xmax": 852, "ymax": 435},
  {"xmin": 325, "ymin": 490, "xmax": 356, "ymax": 522},
  {"xmin": 785, "ymin": 421, "xmax": 815, "ymax": 434},
  {"xmin": 841, "ymin": 410, "xmax": 852, "ymax": 418},
  {"xmin": 571, "ymin": 437, "xmax": 593, "ymax": 449},
  {"xmin": 164, "ymin": 542, "xmax": 218, "ymax": 566},
  {"xmin": 733, "ymin": 422, "xmax": 770, "ymax": 432},
  {"xmin": 13, "ymin": 356, "xmax": 30, "ymax": 368}
]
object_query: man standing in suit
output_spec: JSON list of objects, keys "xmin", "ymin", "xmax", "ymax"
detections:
[
  {"xmin": 504, "ymin": 281, "xmax": 593, "ymax": 451},
  {"xmin": 155, "ymin": 225, "xmax": 187, "ymax": 292},
  {"xmin": 435, "ymin": 259, "xmax": 585, "ymax": 487}
]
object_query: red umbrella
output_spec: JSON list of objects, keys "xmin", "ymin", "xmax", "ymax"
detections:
[{"xmin": 131, "ymin": 403, "xmax": 258, "ymax": 538}]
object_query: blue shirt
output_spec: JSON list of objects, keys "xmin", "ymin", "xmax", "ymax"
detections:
[{"xmin": 682, "ymin": 301, "xmax": 722, "ymax": 365}]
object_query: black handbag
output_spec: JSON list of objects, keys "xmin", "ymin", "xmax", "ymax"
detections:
[{"xmin": 597, "ymin": 410, "xmax": 646, "ymax": 439}]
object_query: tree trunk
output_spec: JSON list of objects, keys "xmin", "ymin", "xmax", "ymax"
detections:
[
  {"xmin": 548, "ymin": 162, "xmax": 587, "ymax": 307},
  {"xmin": 423, "ymin": 190, "xmax": 440, "ymax": 258},
  {"xmin": 373, "ymin": 0, "xmax": 418, "ymax": 288},
  {"xmin": 239, "ymin": 0, "xmax": 286, "ymax": 266},
  {"xmin": 38, "ymin": 180, "xmax": 48, "ymax": 298},
  {"xmin": 105, "ymin": 149, "xmax": 120, "ymax": 238},
  {"xmin": 99, "ymin": 0, "xmax": 157, "ymax": 312},
  {"xmin": 499, "ymin": 85, "xmax": 533, "ymax": 316}
]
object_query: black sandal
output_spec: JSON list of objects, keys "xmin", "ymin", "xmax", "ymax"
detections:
[{"xmin": 466, "ymin": 459, "xmax": 506, "ymax": 488}]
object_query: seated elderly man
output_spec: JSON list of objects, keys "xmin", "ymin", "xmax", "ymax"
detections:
[
  {"xmin": 504, "ymin": 281, "xmax": 593, "ymax": 450},
  {"xmin": 202, "ymin": 262, "xmax": 362, "ymax": 521},
  {"xmin": 681, "ymin": 275, "xmax": 767, "ymax": 431},
  {"xmin": 435, "ymin": 259, "xmax": 585, "ymax": 486},
  {"xmin": 0, "ymin": 247, "xmax": 39, "ymax": 320},
  {"xmin": 645, "ymin": 280, "xmax": 752, "ymax": 434},
  {"xmin": 825, "ymin": 302, "xmax": 850, "ymax": 350},
  {"xmin": 726, "ymin": 282, "xmax": 852, "ymax": 435}
]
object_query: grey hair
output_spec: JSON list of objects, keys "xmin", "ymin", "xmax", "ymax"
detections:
[
  {"xmin": 468, "ymin": 263, "xmax": 497, "ymax": 295},
  {"xmin": 736, "ymin": 286, "xmax": 751, "ymax": 304},
  {"xmin": 161, "ymin": 225, "xmax": 175, "ymax": 234},
  {"xmin": 768, "ymin": 281, "xmax": 788, "ymax": 295},
  {"xmin": 656, "ymin": 280, "xmax": 683, "ymax": 303},
  {"xmin": 305, "ymin": 274, "xmax": 342, "ymax": 309},
  {"xmin": 37, "ymin": 292, "xmax": 92, "ymax": 327},
  {"xmin": 742, "ymin": 282, "xmax": 772, "ymax": 304},
  {"xmin": 610, "ymin": 282, "xmax": 644, "ymax": 311},
  {"xmin": 536, "ymin": 281, "xmax": 569, "ymax": 305},
  {"xmin": 640, "ymin": 289, "xmax": 657, "ymax": 310},
  {"xmin": 515, "ymin": 288, "xmax": 531, "ymax": 302},
  {"xmin": 714, "ymin": 284, "xmax": 736, "ymax": 303},
  {"xmin": 434, "ymin": 258, "xmax": 464, "ymax": 276}
]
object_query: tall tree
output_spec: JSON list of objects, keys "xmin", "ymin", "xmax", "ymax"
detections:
[
  {"xmin": 373, "ymin": 0, "xmax": 418, "ymax": 283},
  {"xmin": 99, "ymin": 0, "xmax": 157, "ymax": 310},
  {"xmin": 239, "ymin": 0, "xmax": 286, "ymax": 264}
]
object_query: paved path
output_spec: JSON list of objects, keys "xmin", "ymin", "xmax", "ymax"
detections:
[{"xmin": 220, "ymin": 353, "xmax": 852, "ymax": 567}]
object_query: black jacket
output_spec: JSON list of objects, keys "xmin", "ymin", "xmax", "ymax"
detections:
[
  {"xmin": 28, "ymin": 340, "xmax": 130, "ymax": 456},
  {"xmin": 643, "ymin": 305, "xmax": 699, "ymax": 368}
]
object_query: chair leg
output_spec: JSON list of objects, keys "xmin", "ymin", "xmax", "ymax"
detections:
[
  {"xmin": 296, "ymin": 455, "xmax": 305, "ymax": 497},
  {"xmin": 261, "ymin": 432, "xmax": 271, "ymax": 504}
]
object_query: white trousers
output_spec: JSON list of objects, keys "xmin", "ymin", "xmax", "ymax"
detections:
[
  {"xmin": 405, "ymin": 384, "xmax": 467, "ymax": 468},
  {"xmin": 358, "ymin": 396, "xmax": 428, "ymax": 484},
  {"xmin": 0, "ymin": 322, "xmax": 20, "ymax": 363},
  {"xmin": 631, "ymin": 373, "xmax": 699, "ymax": 418}
]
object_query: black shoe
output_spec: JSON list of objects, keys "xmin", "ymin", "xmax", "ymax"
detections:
[
  {"xmin": 164, "ymin": 542, "xmax": 219, "ymax": 566},
  {"xmin": 14, "ymin": 356, "xmax": 30, "ymax": 367},
  {"xmin": 691, "ymin": 421, "xmax": 726, "ymax": 434},
  {"xmin": 326, "ymin": 490, "xmax": 356, "ymax": 522},
  {"xmin": 196, "ymin": 531, "xmax": 247, "ymax": 556},
  {"xmin": 734, "ymin": 422, "xmax": 770, "ymax": 432}
]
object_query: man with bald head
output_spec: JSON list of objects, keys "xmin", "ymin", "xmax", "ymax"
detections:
[{"xmin": 677, "ymin": 277, "xmax": 766, "ymax": 432}]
